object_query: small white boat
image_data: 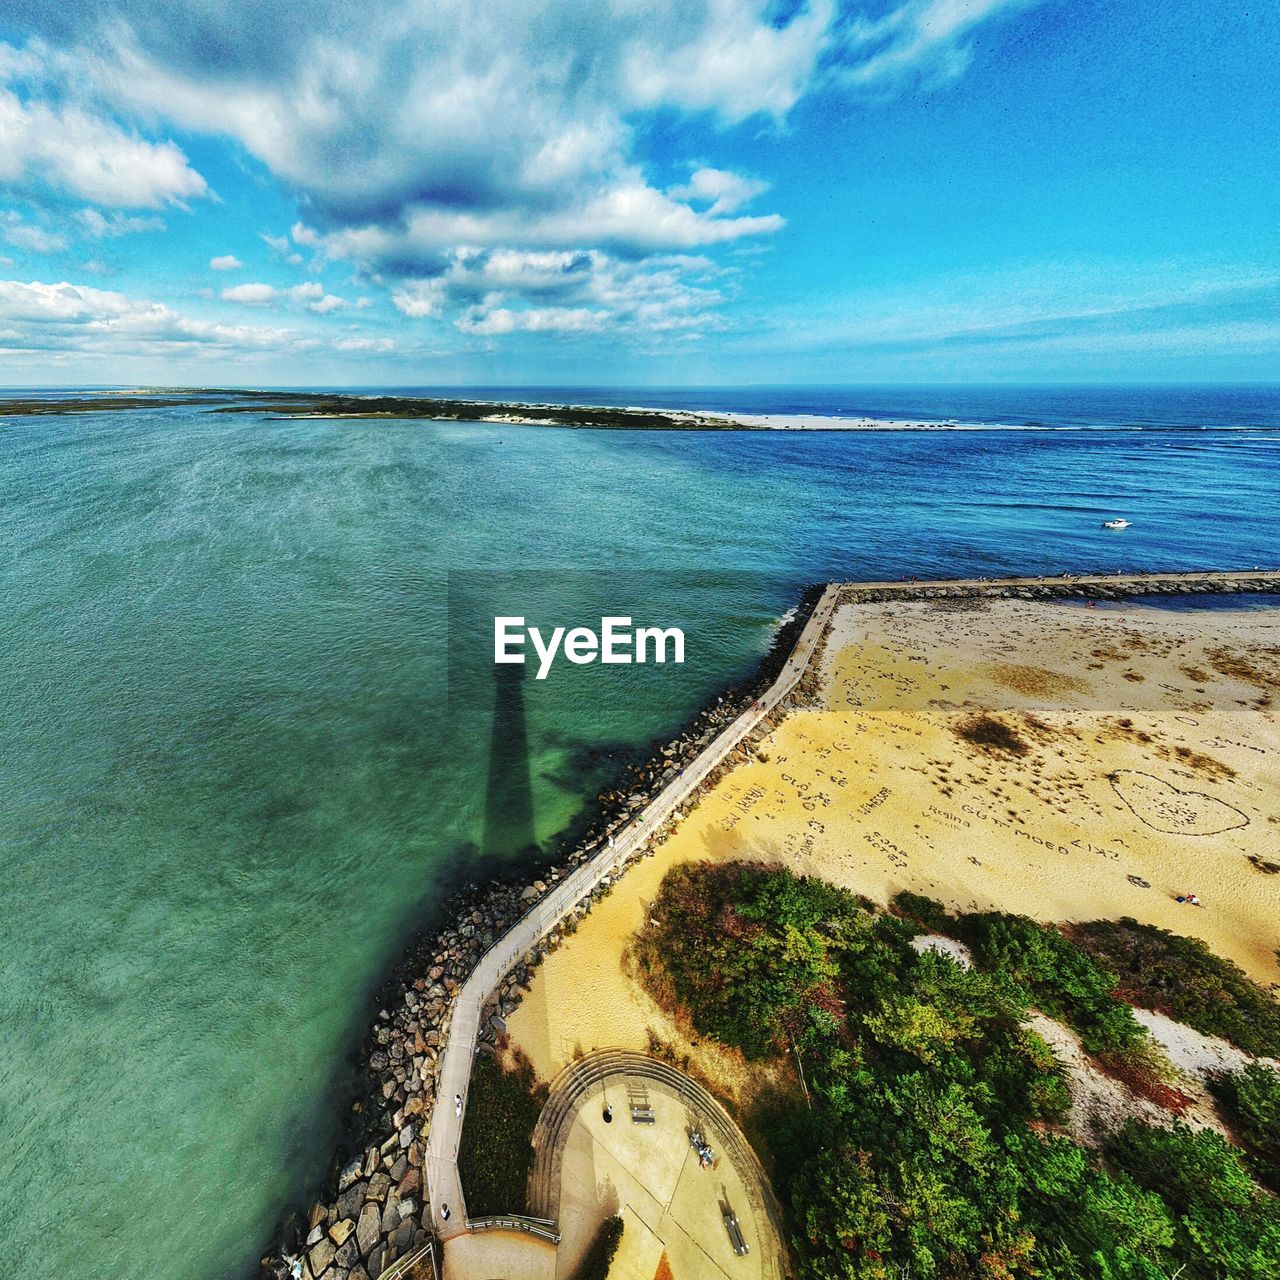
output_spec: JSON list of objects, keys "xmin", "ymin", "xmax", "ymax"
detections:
[{"xmin": 1102, "ymin": 518, "xmax": 1131, "ymax": 529}]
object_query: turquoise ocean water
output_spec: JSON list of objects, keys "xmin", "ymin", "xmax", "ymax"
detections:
[{"xmin": 2, "ymin": 388, "xmax": 1279, "ymax": 1280}]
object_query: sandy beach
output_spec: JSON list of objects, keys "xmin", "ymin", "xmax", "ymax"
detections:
[{"xmin": 508, "ymin": 596, "xmax": 1280, "ymax": 1086}]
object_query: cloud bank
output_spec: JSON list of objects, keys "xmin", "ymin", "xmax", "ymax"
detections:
[{"xmin": 0, "ymin": 0, "xmax": 1042, "ymax": 363}]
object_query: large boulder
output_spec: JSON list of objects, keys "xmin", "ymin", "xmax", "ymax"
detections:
[
  {"xmin": 307, "ymin": 1238, "xmax": 336, "ymax": 1277},
  {"xmin": 336, "ymin": 1182, "xmax": 364, "ymax": 1221},
  {"xmin": 356, "ymin": 1203, "xmax": 380, "ymax": 1257},
  {"xmin": 334, "ymin": 1236, "xmax": 359, "ymax": 1271}
]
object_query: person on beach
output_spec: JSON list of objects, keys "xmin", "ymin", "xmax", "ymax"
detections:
[
  {"xmin": 454, "ymin": 1093, "xmax": 462, "ymax": 1116},
  {"xmin": 441, "ymin": 1204, "xmax": 450, "ymax": 1221}
]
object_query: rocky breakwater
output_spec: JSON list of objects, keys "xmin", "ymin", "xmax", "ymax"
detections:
[
  {"xmin": 839, "ymin": 571, "xmax": 1280, "ymax": 606},
  {"xmin": 260, "ymin": 882, "xmax": 533, "ymax": 1280},
  {"xmin": 258, "ymin": 587, "xmax": 828, "ymax": 1279}
]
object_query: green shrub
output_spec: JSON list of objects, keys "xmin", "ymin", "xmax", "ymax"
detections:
[
  {"xmin": 456, "ymin": 1051, "xmax": 547, "ymax": 1216},
  {"xmin": 572, "ymin": 1215, "xmax": 623, "ymax": 1280},
  {"xmin": 1069, "ymin": 918, "xmax": 1280, "ymax": 1057},
  {"xmin": 962, "ymin": 912, "xmax": 1144, "ymax": 1054},
  {"xmin": 890, "ymin": 890, "xmax": 952, "ymax": 933},
  {"xmin": 1209, "ymin": 1062, "xmax": 1280, "ymax": 1190},
  {"xmin": 1106, "ymin": 1120, "xmax": 1280, "ymax": 1280}
]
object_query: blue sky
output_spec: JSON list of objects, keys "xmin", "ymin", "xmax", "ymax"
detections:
[{"xmin": 1, "ymin": 0, "xmax": 1277, "ymax": 385}]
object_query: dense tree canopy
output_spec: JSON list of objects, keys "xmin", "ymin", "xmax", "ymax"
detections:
[{"xmin": 635, "ymin": 864, "xmax": 1280, "ymax": 1280}]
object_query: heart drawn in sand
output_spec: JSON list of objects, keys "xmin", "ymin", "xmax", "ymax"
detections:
[{"xmin": 1109, "ymin": 769, "xmax": 1249, "ymax": 837}]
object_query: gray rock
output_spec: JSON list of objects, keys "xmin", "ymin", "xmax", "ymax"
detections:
[
  {"xmin": 380, "ymin": 1195, "xmax": 399, "ymax": 1234},
  {"xmin": 365, "ymin": 1171, "xmax": 390, "ymax": 1203},
  {"xmin": 334, "ymin": 1237, "xmax": 359, "ymax": 1270},
  {"xmin": 398, "ymin": 1124, "xmax": 414, "ymax": 1148},
  {"xmin": 337, "ymin": 1157, "xmax": 362, "ymax": 1192},
  {"xmin": 356, "ymin": 1203, "xmax": 380, "ymax": 1257},
  {"xmin": 336, "ymin": 1182, "xmax": 364, "ymax": 1221}
]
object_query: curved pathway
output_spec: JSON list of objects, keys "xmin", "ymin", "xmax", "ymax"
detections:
[
  {"xmin": 528, "ymin": 1050, "xmax": 786, "ymax": 1268},
  {"xmin": 424, "ymin": 584, "xmax": 840, "ymax": 1240}
]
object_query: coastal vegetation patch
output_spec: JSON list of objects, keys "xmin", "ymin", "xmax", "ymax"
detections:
[
  {"xmin": 456, "ymin": 1049, "xmax": 547, "ymax": 1217},
  {"xmin": 1205, "ymin": 644, "xmax": 1280, "ymax": 691},
  {"xmin": 634, "ymin": 862, "xmax": 1280, "ymax": 1280},
  {"xmin": 1067, "ymin": 918, "xmax": 1280, "ymax": 1058},
  {"xmin": 953, "ymin": 712, "xmax": 1030, "ymax": 757},
  {"xmin": 1208, "ymin": 1062, "xmax": 1280, "ymax": 1191}
]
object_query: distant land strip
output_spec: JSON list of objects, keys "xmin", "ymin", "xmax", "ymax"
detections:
[{"xmin": 0, "ymin": 388, "xmax": 749, "ymax": 428}]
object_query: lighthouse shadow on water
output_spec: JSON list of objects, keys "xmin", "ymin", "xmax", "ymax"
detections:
[{"xmin": 481, "ymin": 657, "xmax": 537, "ymax": 859}]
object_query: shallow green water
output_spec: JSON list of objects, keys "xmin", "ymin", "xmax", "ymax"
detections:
[{"xmin": 2, "ymin": 407, "xmax": 1277, "ymax": 1279}]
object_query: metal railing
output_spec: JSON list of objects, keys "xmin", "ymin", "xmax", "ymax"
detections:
[
  {"xmin": 376, "ymin": 1239, "xmax": 438, "ymax": 1280},
  {"xmin": 465, "ymin": 1214, "xmax": 560, "ymax": 1243}
]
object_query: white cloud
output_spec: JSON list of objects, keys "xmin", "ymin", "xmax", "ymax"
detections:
[
  {"xmin": 220, "ymin": 278, "xmax": 347, "ymax": 313},
  {"xmin": 210, "ymin": 254, "xmax": 243, "ymax": 270},
  {"xmin": 457, "ymin": 305, "xmax": 608, "ymax": 336},
  {"xmin": 10, "ymin": 5, "xmax": 813, "ymax": 264},
  {"xmin": 76, "ymin": 208, "xmax": 165, "ymax": 238},
  {"xmin": 1, "ymin": 212, "xmax": 67, "ymax": 254},
  {"xmin": 1, "ymin": 0, "xmax": 1038, "ymax": 343},
  {"xmin": 334, "ymin": 336, "xmax": 395, "ymax": 352},
  {"xmin": 0, "ymin": 82, "xmax": 208, "ymax": 208},
  {"xmin": 668, "ymin": 168, "xmax": 770, "ymax": 216},
  {"xmin": 391, "ymin": 246, "xmax": 726, "ymax": 338},
  {"xmin": 261, "ymin": 233, "xmax": 304, "ymax": 266},
  {"xmin": 221, "ymin": 282, "xmax": 276, "ymax": 305},
  {"xmin": 390, "ymin": 278, "xmax": 445, "ymax": 319},
  {"xmin": 625, "ymin": 0, "xmax": 836, "ymax": 121},
  {"xmin": 836, "ymin": 0, "xmax": 1035, "ymax": 89},
  {"xmin": 0, "ymin": 277, "xmax": 301, "ymax": 356}
]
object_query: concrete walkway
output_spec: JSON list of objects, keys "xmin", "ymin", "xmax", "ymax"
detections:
[{"xmin": 424, "ymin": 584, "xmax": 840, "ymax": 1241}]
